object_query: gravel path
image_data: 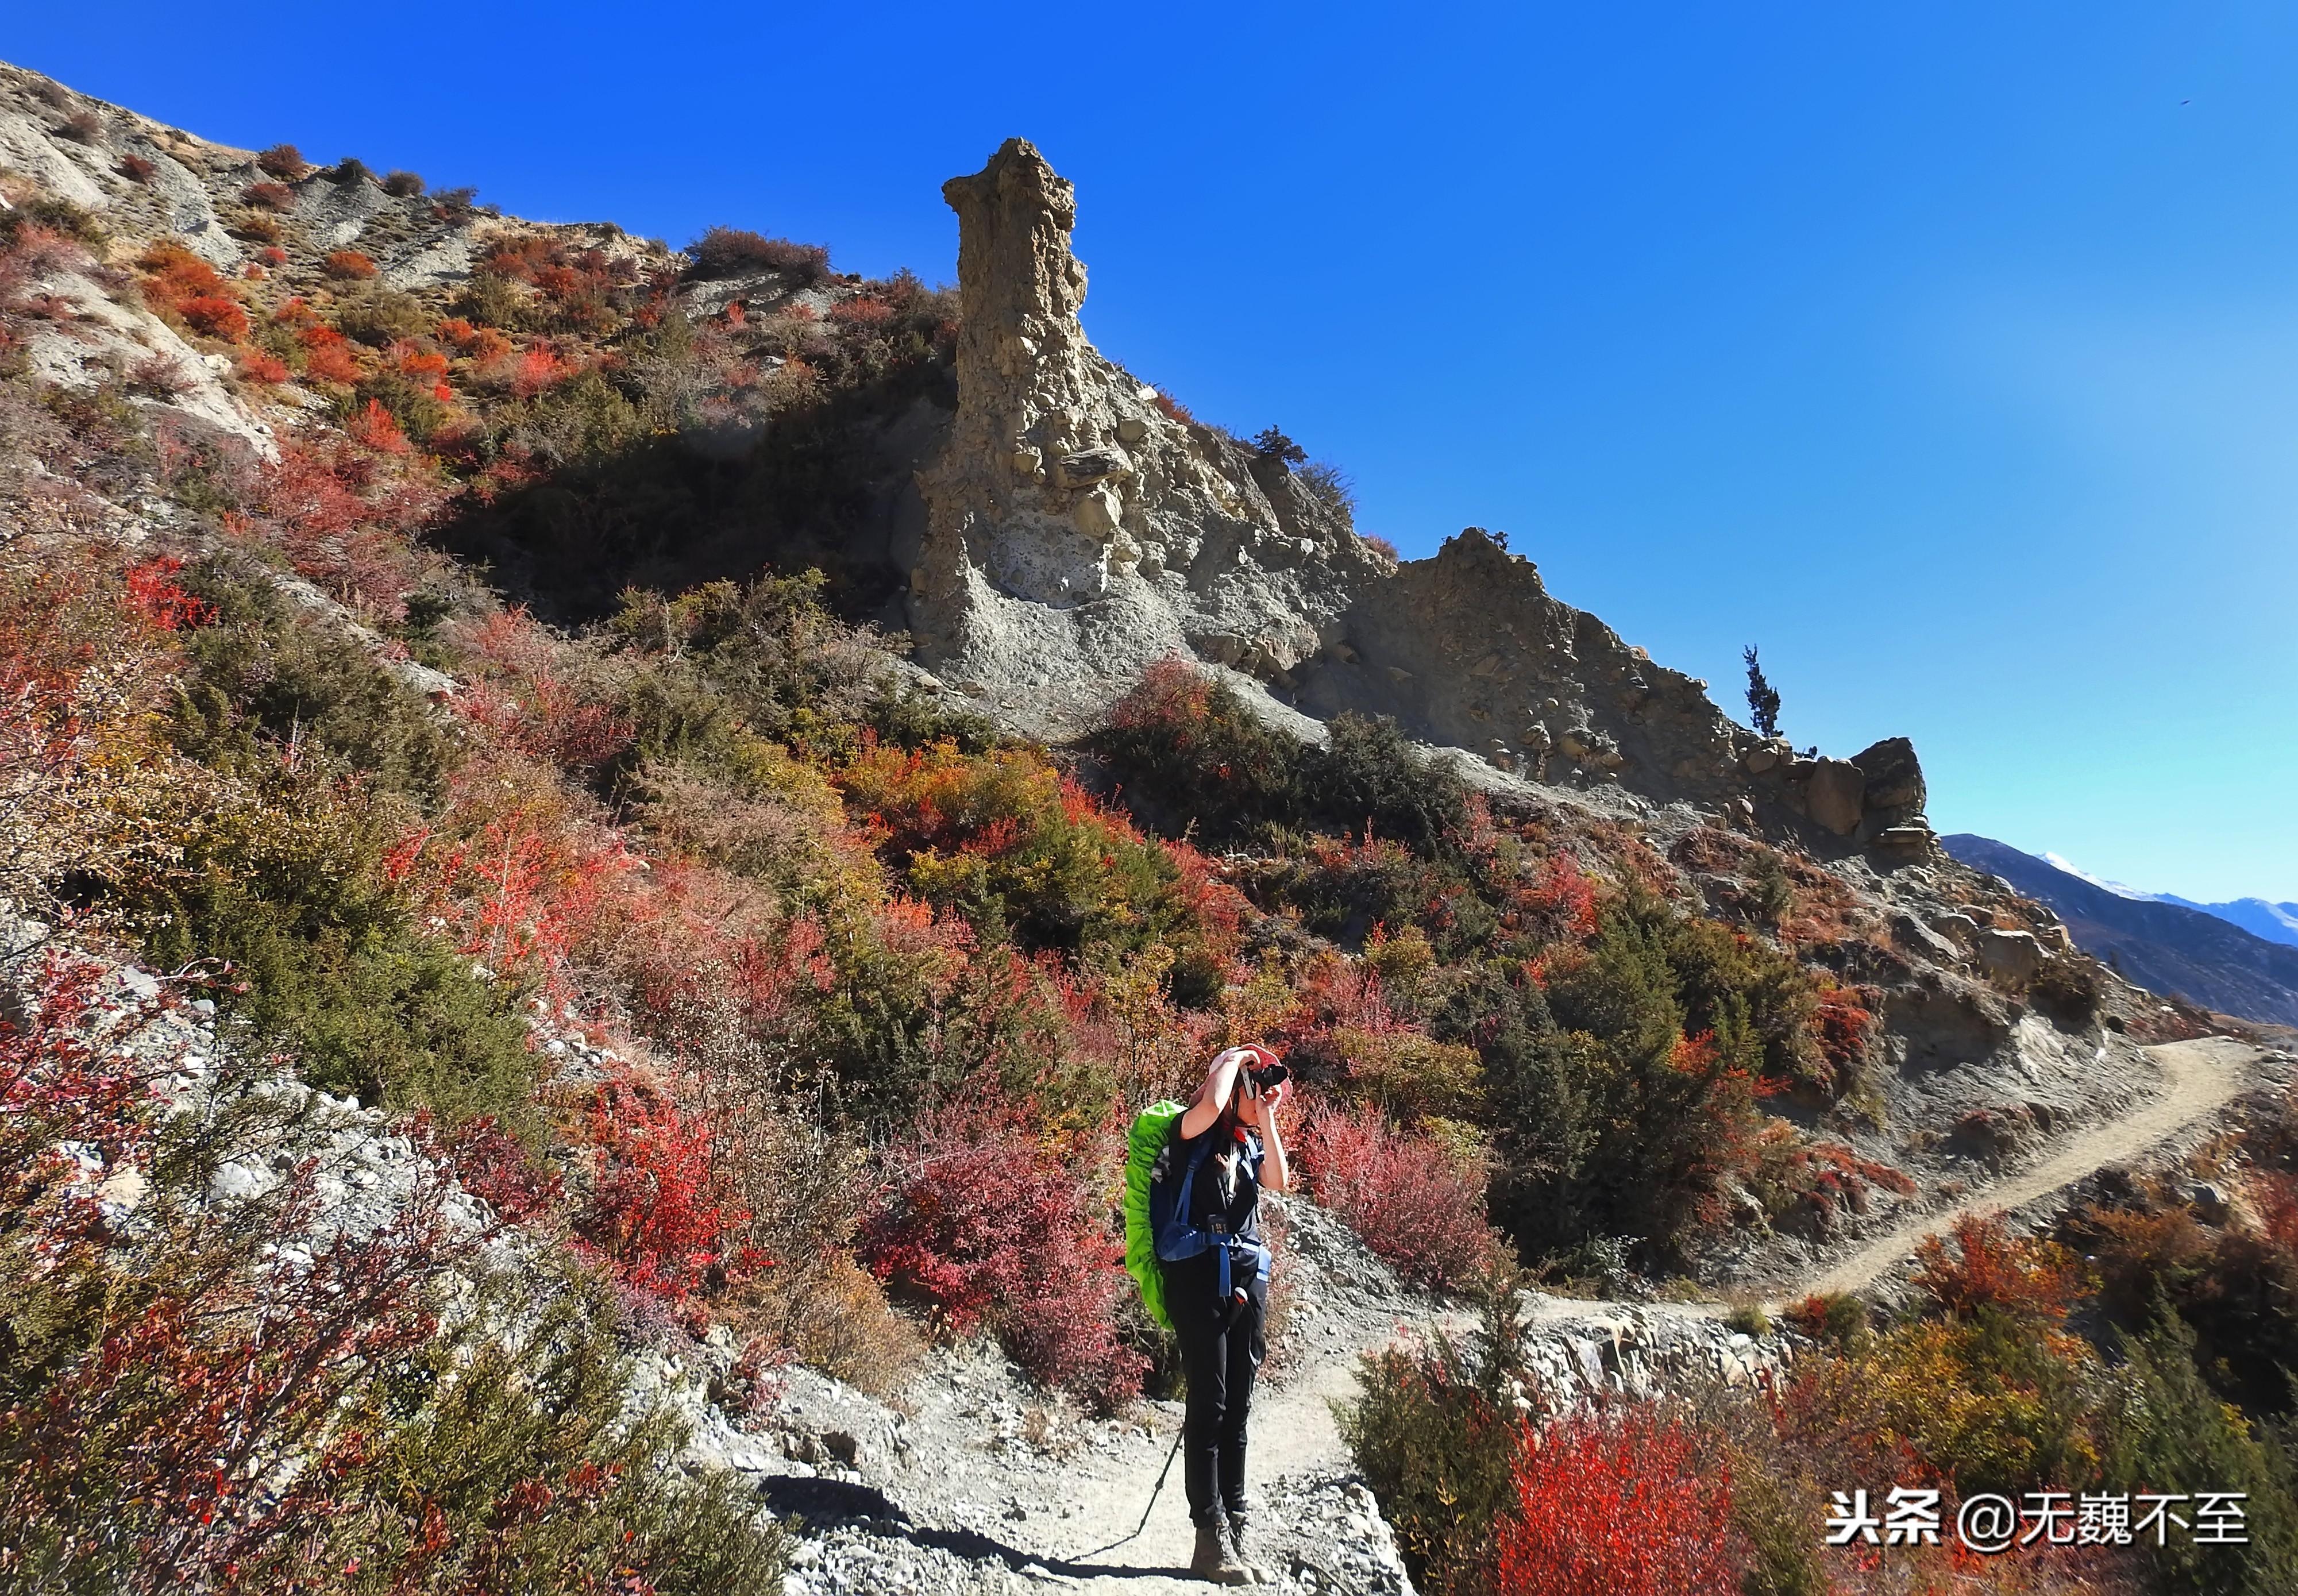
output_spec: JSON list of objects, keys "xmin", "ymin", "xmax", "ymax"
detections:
[
  {"xmin": 1784, "ymin": 1036, "xmax": 2264, "ymax": 1304},
  {"xmin": 765, "ymin": 1038, "xmax": 2273, "ymax": 1594}
]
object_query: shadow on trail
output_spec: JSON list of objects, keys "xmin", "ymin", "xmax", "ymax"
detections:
[{"xmin": 750, "ymin": 1475, "xmax": 1189, "ymax": 1582}]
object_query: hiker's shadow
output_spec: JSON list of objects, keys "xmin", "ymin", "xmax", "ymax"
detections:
[{"xmin": 750, "ymin": 1476, "xmax": 1190, "ymax": 1581}]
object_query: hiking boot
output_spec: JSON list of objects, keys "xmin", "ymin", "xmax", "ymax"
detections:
[
  {"xmin": 1226, "ymin": 1512, "xmax": 1266, "ymax": 1583},
  {"xmin": 1190, "ymin": 1519, "xmax": 1249, "ymax": 1585}
]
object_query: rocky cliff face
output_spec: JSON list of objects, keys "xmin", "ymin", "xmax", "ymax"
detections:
[
  {"xmin": 908, "ymin": 138, "xmax": 1386, "ymax": 716},
  {"xmin": 911, "ymin": 138, "xmax": 1933, "ymax": 857}
]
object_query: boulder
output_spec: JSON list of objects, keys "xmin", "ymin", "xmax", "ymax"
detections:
[
  {"xmin": 1976, "ymin": 928, "xmax": 2045, "ymax": 984},
  {"xmin": 1805, "ymin": 758, "xmax": 1867, "ymax": 835},
  {"xmin": 1853, "ymin": 736, "xmax": 1927, "ymax": 816},
  {"xmin": 1890, "ymin": 911, "xmax": 1962, "ymax": 964},
  {"xmin": 1870, "ymin": 823, "xmax": 1936, "ymax": 862}
]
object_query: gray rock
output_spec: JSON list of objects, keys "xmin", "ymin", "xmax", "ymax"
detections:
[
  {"xmin": 1805, "ymin": 758, "xmax": 1867, "ymax": 835},
  {"xmin": 1976, "ymin": 928, "xmax": 2045, "ymax": 984}
]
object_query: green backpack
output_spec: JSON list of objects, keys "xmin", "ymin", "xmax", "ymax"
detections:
[{"xmin": 1122, "ymin": 1100, "xmax": 1188, "ymax": 1333}]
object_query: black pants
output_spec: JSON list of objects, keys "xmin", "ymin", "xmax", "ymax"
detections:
[{"xmin": 1166, "ymin": 1262, "xmax": 1267, "ymax": 1526}]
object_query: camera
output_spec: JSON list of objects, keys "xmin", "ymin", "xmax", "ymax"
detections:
[{"xmin": 1244, "ymin": 1058, "xmax": 1289, "ymax": 1094}]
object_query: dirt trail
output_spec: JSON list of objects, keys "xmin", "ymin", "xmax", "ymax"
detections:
[
  {"xmin": 951, "ymin": 1039, "xmax": 2265, "ymax": 1591},
  {"xmin": 1784, "ymin": 1036, "xmax": 2260, "ymax": 1305}
]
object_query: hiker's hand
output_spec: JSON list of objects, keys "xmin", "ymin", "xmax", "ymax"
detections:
[{"xmin": 1262, "ymin": 1078, "xmax": 1289, "ymax": 1116}]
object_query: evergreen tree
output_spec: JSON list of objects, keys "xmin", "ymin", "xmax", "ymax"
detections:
[{"xmin": 1743, "ymin": 645, "xmax": 1782, "ymax": 739}]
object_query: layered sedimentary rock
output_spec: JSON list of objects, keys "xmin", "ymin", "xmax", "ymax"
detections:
[
  {"xmin": 909, "ymin": 138, "xmax": 1384, "ymax": 694},
  {"xmin": 911, "ymin": 138, "xmax": 1931, "ymax": 852}
]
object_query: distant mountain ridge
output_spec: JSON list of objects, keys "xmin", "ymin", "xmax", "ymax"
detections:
[
  {"xmin": 1944, "ymin": 835, "xmax": 2298, "ymax": 1028},
  {"xmin": 2160, "ymin": 896, "xmax": 2298, "ymax": 950},
  {"xmin": 2039, "ymin": 854, "xmax": 2298, "ymax": 950}
]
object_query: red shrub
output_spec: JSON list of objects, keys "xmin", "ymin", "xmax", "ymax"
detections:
[
  {"xmin": 455, "ymin": 676, "xmax": 633, "ymax": 774},
  {"xmin": 1495, "ymin": 1406, "xmax": 1743, "ymax": 1595},
  {"xmin": 1910, "ymin": 1212, "xmax": 2087, "ymax": 1327},
  {"xmin": 1811, "ymin": 982, "xmax": 1873, "ymax": 1075},
  {"xmin": 177, "ymin": 294, "xmax": 249, "ymax": 342},
  {"xmin": 433, "ymin": 1114, "xmax": 563, "ymax": 1223},
  {"xmin": 829, "ymin": 296, "xmax": 893, "ymax": 327},
  {"xmin": 237, "ymin": 349, "xmax": 291, "ymax": 384},
  {"xmin": 1151, "ymin": 391, "xmax": 1194, "ymax": 424},
  {"xmin": 509, "ymin": 343, "xmax": 569, "ymax": 398},
  {"xmin": 686, "ymin": 227, "xmax": 832, "ymax": 284},
  {"xmin": 346, "ymin": 396, "xmax": 410, "ymax": 454},
  {"xmin": 1296, "ymin": 1104, "xmax": 1504, "ymax": 1293},
  {"xmin": 122, "ymin": 557, "xmax": 215, "ymax": 631},
  {"xmin": 260, "ymin": 246, "xmax": 288, "ymax": 267},
  {"xmin": 256, "ymin": 142, "xmax": 309, "ymax": 179},
  {"xmin": 137, "ymin": 241, "xmax": 238, "ymax": 332},
  {"xmin": 1525, "ymin": 853, "xmax": 1599, "ymax": 943},
  {"xmin": 117, "ymin": 154, "xmax": 156, "ymax": 184},
  {"xmin": 575, "ymin": 1077, "xmax": 754, "ymax": 1304},
  {"xmin": 0, "ymin": 954, "xmax": 477, "ymax": 1583},
  {"xmin": 323, "ymin": 249, "xmax": 378, "ymax": 281},
  {"xmin": 241, "ymin": 181, "xmax": 296, "ymax": 212},
  {"xmin": 859, "ymin": 1107, "xmax": 1143, "ymax": 1410}
]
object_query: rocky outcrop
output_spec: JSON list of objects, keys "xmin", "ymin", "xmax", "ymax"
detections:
[
  {"xmin": 910, "ymin": 139, "xmax": 1936, "ymax": 853},
  {"xmin": 909, "ymin": 138, "xmax": 1385, "ymax": 708},
  {"xmin": 1294, "ymin": 526, "xmax": 1746, "ymax": 803}
]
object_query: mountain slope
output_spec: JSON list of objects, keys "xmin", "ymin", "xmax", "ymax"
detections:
[
  {"xmin": 1942, "ymin": 835, "xmax": 2298, "ymax": 1027},
  {"xmin": 2164, "ymin": 895, "xmax": 2298, "ymax": 949}
]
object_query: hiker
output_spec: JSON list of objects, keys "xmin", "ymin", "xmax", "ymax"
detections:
[{"xmin": 1163, "ymin": 1044, "xmax": 1290, "ymax": 1584}]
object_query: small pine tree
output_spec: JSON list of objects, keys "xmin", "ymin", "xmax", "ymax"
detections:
[
  {"xmin": 1251, "ymin": 426, "xmax": 1307, "ymax": 468},
  {"xmin": 1742, "ymin": 646, "xmax": 1782, "ymax": 739}
]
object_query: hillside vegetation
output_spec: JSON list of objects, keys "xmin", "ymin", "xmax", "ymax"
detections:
[{"xmin": 6, "ymin": 60, "xmax": 2298, "ymax": 1596}]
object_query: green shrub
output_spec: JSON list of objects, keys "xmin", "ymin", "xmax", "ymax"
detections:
[
  {"xmin": 351, "ymin": 369, "xmax": 454, "ymax": 444},
  {"xmin": 0, "ymin": 194, "xmax": 109, "ymax": 250},
  {"xmin": 331, "ymin": 283, "xmax": 430, "ymax": 347},
  {"xmin": 1088, "ymin": 657, "xmax": 1308, "ymax": 846},
  {"xmin": 1339, "ymin": 1287, "xmax": 1530, "ymax": 1596},
  {"xmin": 96, "ymin": 762, "xmax": 537, "ymax": 1134},
  {"xmin": 454, "ymin": 269, "xmax": 536, "ymax": 331},
  {"xmin": 2102, "ymin": 1314, "xmax": 2298, "ymax": 1596},
  {"xmin": 171, "ymin": 554, "xmax": 460, "ymax": 806},
  {"xmin": 263, "ymin": 1287, "xmax": 788, "ymax": 1595},
  {"xmin": 1782, "ymin": 1291, "xmax": 1871, "ymax": 1351},
  {"xmin": 1313, "ymin": 712, "xmax": 1472, "ymax": 854},
  {"xmin": 1091, "ymin": 660, "xmax": 1472, "ymax": 856}
]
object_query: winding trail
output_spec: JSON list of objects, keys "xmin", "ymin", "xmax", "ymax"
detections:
[
  {"xmin": 893, "ymin": 1039, "xmax": 2269, "ymax": 1591},
  {"xmin": 1785, "ymin": 1036, "xmax": 2259, "ymax": 1304}
]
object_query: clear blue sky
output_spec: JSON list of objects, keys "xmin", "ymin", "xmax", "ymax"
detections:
[{"xmin": 12, "ymin": 3, "xmax": 2296, "ymax": 901}]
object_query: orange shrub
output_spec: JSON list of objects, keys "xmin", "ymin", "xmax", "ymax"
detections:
[
  {"xmin": 176, "ymin": 295, "xmax": 249, "ymax": 342},
  {"xmin": 297, "ymin": 326, "xmax": 362, "ymax": 385},
  {"xmin": 236, "ymin": 350, "xmax": 291, "ymax": 384},
  {"xmin": 323, "ymin": 249, "xmax": 378, "ymax": 280},
  {"xmin": 136, "ymin": 242, "xmax": 240, "ymax": 336},
  {"xmin": 1911, "ymin": 1212, "xmax": 2088, "ymax": 1327},
  {"xmin": 241, "ymin": 181, "xmax": 295, "ymax": 212}
]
